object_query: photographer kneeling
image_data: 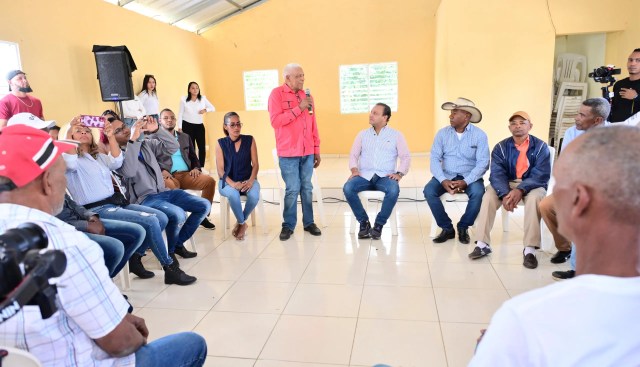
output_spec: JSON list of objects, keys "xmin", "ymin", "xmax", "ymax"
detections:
[{"xmin": 0, "ymin": 125, "xmax": 207, "ymax": 366}]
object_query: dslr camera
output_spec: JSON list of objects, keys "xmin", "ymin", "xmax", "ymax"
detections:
[
  {"xmin": 588, "ymin": 65, "xmax": 622, "ymax": 84},
  {"xmin": 0, "ymin": 223, "xmax": 66, "ymax": 323}
]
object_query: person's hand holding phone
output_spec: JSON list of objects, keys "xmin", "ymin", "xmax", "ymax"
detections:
[
  {"xmin": 130, "ymin": 119, "xmax": 146, "ymax": 141},
  {"xmin": 65, "ymin": 115, "xmax": 83, "ymax": 140},
  {"xmin": 143, "ymin": 115, "xmax": 159, "ymax": 133}
]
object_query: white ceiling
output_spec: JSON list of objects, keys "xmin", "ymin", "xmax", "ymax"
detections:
[{"xmin": 104, "ymin": 0, "xmax": 267, "ymax": 35}]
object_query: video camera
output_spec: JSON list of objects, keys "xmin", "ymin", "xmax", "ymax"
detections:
[
  {"xmin": 0, "ymin": 223, "xmax": 66, "ymax": 323},
  {"xmin": 588, "ymin": 65, "xmax": 622, "ymax": 84}
]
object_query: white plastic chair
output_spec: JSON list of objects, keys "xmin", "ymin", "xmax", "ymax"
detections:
[
  {"xmin": 219, "ymin": 192, "xmax": 267, "ymax": 239},
  {"xmin": 554, "ymin": 53, "xmax": 587, "ymax": 85},
  {"xmin": 349, "ymin": 191, "xmax": 398, "ymax": 236},
  {"xmin": 0, "ymin": 346, "xmax": 42, "ymax": 367},
  {"xmin": 271, "ymin": 148, "xmax": 326, "ymax": 228}
]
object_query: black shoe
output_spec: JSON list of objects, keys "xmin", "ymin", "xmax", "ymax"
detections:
[
  {"xmin": 200, "ymin": 217, "xmax": 216, "ymax": 230},
  {"xmin": 174, "ymin": 245, "xmax": 197, "ymax": 258},
  {"xmin": 370, "ymin": 224, "xmax": 383, "ymax": 240},
  {"xmin": 468, "ymin": 245, "xmax": 492, "ymax": 259},
  {"xmin": 304, "ymin": 223, "xmax": 322, "ymax": 236},
  {"xmin": 123, "ymin": 294, "xmax": 133, "ymax": 313},
  {"xmin": 169, "ymin": 252, "xmax": 180, "ymax": 267},
  {"xmin": 163, "ymin": 262, "xmax": 197, "ymax": 286},
  {"xmin": 358, "ymin": 220, "xmax": 372, "ymax": 239},
  {"xmin": 457, "ymin": 227, "xmax": 470, "ymax": 244},
  {"xmin": 433, "ymin": 228, "xmax": 455, "ymax": 243},
  {"xmin": 128, "ymin": 253, "xmax": 155, "ymax": 279},
  {"xmin": 550, "ymin": 250, "xmax": 571, "ymax": 264},
  {"xmin": 523, "ymin": 251, "xmax": 538, "ymax": 269},
  {"xmin": 280, "ymin": 227, "xmax": 294, "ymax": 241},
  {"xmin": 552, "ymin": 269, "xmax": 575, "ymax": 280}
]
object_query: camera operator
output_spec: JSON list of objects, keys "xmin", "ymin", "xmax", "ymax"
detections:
[
  {"xmin": 609, "ymin": 48, "xmax": 640, "ymax": 123},
  {"xmin": 0, "ymin": 124, "xmax": 207, "ymax": 366}
]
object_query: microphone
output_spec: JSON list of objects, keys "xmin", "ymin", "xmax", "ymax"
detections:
[{"xmin": 305, "ymin": 88, "xmax": 313, "ymax": 115}]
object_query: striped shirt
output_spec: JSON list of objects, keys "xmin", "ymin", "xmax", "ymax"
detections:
[
  {"xmin": 349, "ymin": 126, "xmax": 411, "ymax": 180},
  {"xmin": 430, "ymin": 123, "xmax": 490, "ymax": 184},
  {"xmin": 0, "ymin": 204, "xmax": 133, "ymax": 366},
  {"xmin": 63, "ymin": 152, "xmax": 124, "ymax": 206}
]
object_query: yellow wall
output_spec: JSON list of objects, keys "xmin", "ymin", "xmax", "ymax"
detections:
[
  {"xmin": 201, "ymin": 0, "xmax": 440, "ymax": 156},
  {"xmin": 1, "ymin": 0, "xmax": 208, "ymax": 128}
]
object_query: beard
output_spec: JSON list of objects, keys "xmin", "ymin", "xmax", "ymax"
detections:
[{"xmin": 18, "ymin": 86, "xmax": 33, "ymax": 93}]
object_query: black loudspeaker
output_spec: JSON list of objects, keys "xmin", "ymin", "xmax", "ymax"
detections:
[{"xmin": 94, "ymin": 51, "xmax": 134, "ymax": 102}]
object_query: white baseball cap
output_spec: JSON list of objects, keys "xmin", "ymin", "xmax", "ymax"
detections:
[{"xmin": 7, "ymin": 113, "xmax": 56, "ymax": 130}]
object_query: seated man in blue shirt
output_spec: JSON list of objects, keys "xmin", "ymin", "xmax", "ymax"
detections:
[
  {"xmin": 424, "ymin": 97, "xmax": 490, "ymax": 244},
  {"xmin": 343, "ymin": 103, "xmax": 411, "ymax": 239},
  {"xmin": 468, "ymin": 111, "xmax": 551, "ymax": 269}
]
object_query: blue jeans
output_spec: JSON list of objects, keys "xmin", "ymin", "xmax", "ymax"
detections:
[
  {"xmin": 423, "ymin": 176, "xmax": 485, "ymax": 230},
  {"xmin": 343, "ymin": 175, "xmax": 399, "ymax": 226},
  {"xmin": 135, "ymin": 332, "xmax": 207, "ymax": 367},
  {"xmin": 92, "ymin": 204, "xmax": 172, "ymax": 266},
  {"xmin": 279, "ymin": 154, "xmax": 315, "ymax": 229},
  {"xmin": 141, "ymin": 190, "xmax": 211, "ymax": 253},
  {"xmin": 570, "ymin": 243, "xmax": 576, "ymax": 271},
  {"xmin": 219, "ymin": 180, "xmax": 261, "ymax": 224},
  {"xmin": 86, "ymin": 219, "xmax": 145, "ymax": 277}
]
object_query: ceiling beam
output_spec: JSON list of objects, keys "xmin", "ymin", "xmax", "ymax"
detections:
[
  {"xmin": 225, "ymin": 0, "xmax": 243, "ymax": 10},
  {"xmin": 197, "ymin": 0, "xmax": 267, "ymax": 34},
  {"xmin": 168, "ymin": 0, "xmax": 216, "ymax": 24},
  {"xmin": 118, "ymin": 0, "xmax": 135, "ymax": 6}
]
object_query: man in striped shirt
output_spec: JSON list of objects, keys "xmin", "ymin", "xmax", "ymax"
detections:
[
  {"xmin": 343, "ymin": 103, "xmax": 411, "ymax": 239},
  {"xmin": 424, "ymin": 97, "xmax": 490, "ymax": 244}
]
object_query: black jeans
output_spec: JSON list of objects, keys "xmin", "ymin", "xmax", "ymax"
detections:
[{"xmin": 182, "ymin": 120, "xmax": 206, "ymax": 167}]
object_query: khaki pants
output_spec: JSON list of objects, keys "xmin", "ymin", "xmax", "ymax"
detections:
[
  {"xmin": 164, "ymin": 171, "xmax": 216, "ymax": 204},
  {"xmin": 539, "ymin": 194, "xmax": 571, "ymax": 251},
  {"xmin": 474, "ymin": 181, "xmax": 546, "ymax": 247}
]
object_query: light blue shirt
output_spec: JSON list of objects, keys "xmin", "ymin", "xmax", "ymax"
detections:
[
  {"xmin": 63, "ymin": 152, "xmax": 124, "ymax": 206},
  {"xmin": 170, "ymin": 144, "xmax": 189, "ymax": 173},
  {"xmin": 561, "ymin": 121, "xmax": 611, "ymax": 152},
  {"xmin": 349, "ymin": 126, "xmax": 411, "ymax": 180},
  {"xmin": 430, "ymin": 124, "xmax": 490, "ymax": 184}
]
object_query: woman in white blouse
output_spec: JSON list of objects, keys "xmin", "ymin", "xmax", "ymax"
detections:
[
  {"xmin": 138, "ymin": 74, "xmax": 159, "ymax": 120},
  {"xmin": 178, "ymin": 81, "xmax": 215, "ymax": 167}
]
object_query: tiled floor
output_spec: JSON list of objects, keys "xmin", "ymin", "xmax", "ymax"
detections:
[{"xmin": 125, "ymin": 156, "xmax": 567, "ymax": 367}]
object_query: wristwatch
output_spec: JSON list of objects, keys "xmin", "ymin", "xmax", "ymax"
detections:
[{"xmin": 396, "ymin": 171, "xmax": 404, "ymax": 177}]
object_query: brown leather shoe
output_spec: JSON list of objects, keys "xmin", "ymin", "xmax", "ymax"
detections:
[{"xmin": 523, "ymin": 250, "xmax": 538, "ymax": 269}]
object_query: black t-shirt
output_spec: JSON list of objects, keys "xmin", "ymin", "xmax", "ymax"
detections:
[{"xmin": 609, "ymin": 77, "xmax": 640, "ymax": 122}]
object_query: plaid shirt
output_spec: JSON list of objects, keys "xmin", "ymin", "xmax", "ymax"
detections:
[{"xmin": 0, "ymin": 204, "xmax": 133, "ymax": 366}]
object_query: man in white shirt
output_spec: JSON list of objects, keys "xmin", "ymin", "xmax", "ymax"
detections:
[
  {"xmin": 470, "ymin": 125, "xmax": 640, "ymax": 366},
  {"xmin": 0, "ymin": 124, "xmax": 207, "ymax": 366},
  {"xmin": 343, "ymin": 103, "xmax": 411, "ymax": 239}
]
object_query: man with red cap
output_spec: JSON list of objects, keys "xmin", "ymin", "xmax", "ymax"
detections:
[
  {"xmin": 0, "ymin": 125, "xmax": 207, "ymax": 366},
  {"xmin": 468, "ymin": 111, "xmax": 551, "ymax": 269},
  {"xmin": 0, "ymin": 70, "xmax": 44, "ymax": 129}
]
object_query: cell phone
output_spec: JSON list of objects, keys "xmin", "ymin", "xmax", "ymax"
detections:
[{"xmin": 80, "ymin": 115, "xmax": 106, "ymax": 129}]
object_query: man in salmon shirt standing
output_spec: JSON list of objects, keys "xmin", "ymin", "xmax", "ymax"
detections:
[{"xmin": 268, "ymin": 63, "xmax": 321, "ymax": 241}]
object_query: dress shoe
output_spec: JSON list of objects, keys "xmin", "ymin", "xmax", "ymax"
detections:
[
  {"xmin": 433, "ymin": 228, "xmax": 455, "ymax": 243},
  {"xmin": 468, "ymin": 245, "xmax": 492, "ymax": 259},
  {"xmin": 552, "ymin": 269, "xmax": 575, "ymax": 280},
  {"xmin": 358, "ymin": 220, "xmax": 372, "ymax": 239},
  {"xmin": 163, "ymin": 262, "xmax": 197, "ymax": 286},
  {"xmin": 200, "ymin": 217, "xmax": 216, "ymax": 230},
  {"xmin": 304, "ymin": 223, "xmax": 322, "ymax": 236},
  {"xmin": 174, "ymin": 245, "xmax": 197, "ymax": 258},
  {"xmin": 523, "ymin": 251, "xmax": 538, "ymax": 269},
  {"xmin": 128, "ymin": 253, "xmax": 155, "ymax": 279},
  {"xmin": 370, "ymin": 224, "xmax": 383, "ymax": 240},
  {"xmin": 280, "ymin": 227, "xmax": 294, "ymax": 241},
  {"xmin": 457, "ymin": 227, "xmax": 470, "ymax": 244},
  {"xmin": 550, "ymin": 250, "xmax": 571, "ymax": 264}
]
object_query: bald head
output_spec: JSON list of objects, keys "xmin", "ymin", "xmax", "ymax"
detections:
[{"xmin": 556, "ymin": 126, "xmax": 640, "ymax": 223}]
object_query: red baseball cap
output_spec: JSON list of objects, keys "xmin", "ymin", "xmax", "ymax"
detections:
[{"xmin": 0, "ymin": 124, "xmax": 77, "ymax": 189}]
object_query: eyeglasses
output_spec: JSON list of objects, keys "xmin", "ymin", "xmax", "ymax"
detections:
[
  {"xmin": 227, "ymin": 123, "xmax": 243, "ymax": 128},
  {"xmin": 114, "ymin": 127, "xmax": 126, "ymax": 135},
  {"xmin": 107, "ymin": 117, "xmax": 116, "ymax": 122}
]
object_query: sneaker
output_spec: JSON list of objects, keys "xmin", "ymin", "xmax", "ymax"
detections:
[
  {"xmin": 163, "ymin": 262, "xmax": 197, "ymax": 286},
  {"xmin": 200, "ymin": 217, "xmax": 216, "ymax": 230},
  {"xmin": 128, "ymin": 253, "xmax": 155, "ymax": 279},
  {"xmin": 552, "ymin": 270, "xmax": 575, "ymax": 280},
  {"xmin": 468, "ymin": 245, "xmax": 492, "ymax": 259},
  {"xmin": 174, "ymin": 245, "xmax": 197, "ymax": 259},
  {"xmin": 550, "ymin": 250, "xmax": 571, "ymax": 264},
  {"xmin": 304, "ymin": 223, "xmax": 322, "ymax": 236},
  {"xmin": 358, "ymin": 220, "xmax": 372, "ymax": 239},
  {"xmin": 370, "ymin": 224, "xmax": 383, "ymax": 240},
  {"xmin": 280, "ymin": 227, "xmax": 294, "ymax": 241}
]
